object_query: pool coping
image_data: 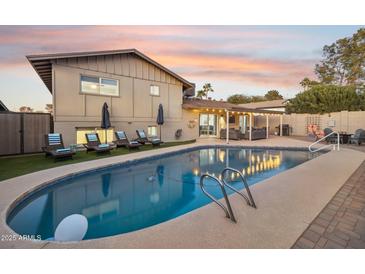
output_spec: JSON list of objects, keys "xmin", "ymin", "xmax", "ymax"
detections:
[{"xmin": 1, "ymin": 138, "xmax": 364, "ymax": 248}]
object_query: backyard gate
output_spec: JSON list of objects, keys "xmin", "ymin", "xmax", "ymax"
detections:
[{"xmin": 0, "ymin": 112, "xmax": 52, "ymax": 156}]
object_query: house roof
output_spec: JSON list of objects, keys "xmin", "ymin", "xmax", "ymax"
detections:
[
  {"xmin": 26, "ymin": 48, "xmax": 195, "ymax": 93},
  {"xmin": 238, "ymin": 99, "xmax": 287, "ymax": 109},
  {"xmin": 182, "ymin": 98, "xmax": 283, "ymax": 114},
  {"xmin": 0, "ymin": 100, "xmax": 9, "ymax": 112}
]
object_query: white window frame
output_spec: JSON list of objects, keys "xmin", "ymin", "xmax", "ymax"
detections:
[
  {"xmin": 150, "ymin": 85, "xmax": 160, "ymax": 97},
  {"xmin": 81, "ymin": 75, "xmax": 119, "ymax": 97}
]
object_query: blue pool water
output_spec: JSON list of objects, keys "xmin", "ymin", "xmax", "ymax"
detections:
[{"xmin": 7, "ymin": 147, "xmax": 323, "ymax": 240}]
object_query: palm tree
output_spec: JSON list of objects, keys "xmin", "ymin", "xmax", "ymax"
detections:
[{"xmin": 196, "ymin": 83, "xmax": 214, "ymax": 99}]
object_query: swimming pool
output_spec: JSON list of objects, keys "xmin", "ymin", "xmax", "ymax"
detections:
[{"xmin": 7, "ymin": 146, "xmax": 324, "ymax": 241}]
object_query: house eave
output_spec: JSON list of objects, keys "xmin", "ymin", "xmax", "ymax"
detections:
[{"xmin": 26, "ymin": 49, "xmax": 195, "ymax": 94}]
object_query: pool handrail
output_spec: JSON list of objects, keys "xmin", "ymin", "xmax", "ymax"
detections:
[
  {"xmin": 221, "ymin": 167, "xmax": 257, "ymax": 209},
  {"xmin": 199, "ymin": 174, "xmax": 237, "ymax": 223},
  {"xmin": 309, "ymin": 131, "xmax": 340, "ymax": 152}
]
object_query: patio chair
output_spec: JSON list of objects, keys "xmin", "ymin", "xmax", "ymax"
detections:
[
  {"xmin": 136, "ymin": 129, "xmax": 162, "ymax": 146},
  {"xmin": 349, "ymin": 129, "xmax": 365, "ymax": 145},
  {"xmin": 84, "ymin": 133, "xmax": 113, "ymax": 154},
  {"xmin": 113, "ymin": 131, "xmax": 142, "ymax": 149},
  {"xmin": 323, "ymin": 128, "xmax": 337, "ymax": 143},
  {"xmin": 42, "ymin": 133, "xmax": 75, "ymax": 160}
]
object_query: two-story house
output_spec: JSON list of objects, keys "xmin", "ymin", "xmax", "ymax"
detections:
[
  {"xmin": 27, "ymin": 49, "xmax": 282, "ymax": 146},
  {"xmin": 27, "ymin": 49, "xmax": 198, "ymax": 145}
]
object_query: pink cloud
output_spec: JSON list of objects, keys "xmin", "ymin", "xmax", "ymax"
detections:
[{"xmin": 0, "ymin": 26, "xmax": 316, "ymax": 88}]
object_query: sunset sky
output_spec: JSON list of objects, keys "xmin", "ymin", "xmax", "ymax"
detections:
[{"xmin": 0, "ymin": 25, "xmax": 362, "ymax": 111}]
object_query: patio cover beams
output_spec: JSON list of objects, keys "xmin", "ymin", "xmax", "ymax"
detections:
[{"xmin": 182, "ymin": 99, "xmax": 283, "ymax": 143}]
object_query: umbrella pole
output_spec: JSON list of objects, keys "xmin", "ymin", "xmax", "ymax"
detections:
[
  {"xmin": 160, "ymin": 125, "xmax": 161, "ymax": 140},
  {"xmin": 105, "ymin": 129, "xmax": 107, "ymax": 144}
]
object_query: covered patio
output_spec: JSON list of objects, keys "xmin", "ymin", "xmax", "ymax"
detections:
[{"xmin": 182, "ymin": 98, "xmax": 284, "ymax": 143}]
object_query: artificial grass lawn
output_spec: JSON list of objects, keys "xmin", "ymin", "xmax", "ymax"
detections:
[{"xmin": 0, "ymin": 140, "xmax": 196, "ymax": 182}]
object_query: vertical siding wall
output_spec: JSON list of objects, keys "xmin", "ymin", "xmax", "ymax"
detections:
[{"xmin": 52, "ymin": 53, "xmax": 198, "ymax": 145}]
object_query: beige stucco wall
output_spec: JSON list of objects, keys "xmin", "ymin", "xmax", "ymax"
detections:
[
  {"xmin": 255, "ymin": 111, "xmax": 365, "ymax": 136},
  {"xmin": 52, "ymin": 53, "xmax": 199, "ymax": 145},
  {"xmin": 55, "ymin": 109, "xmax": 199, "ymax": 146},
  {"xmin": 280, "ymin": 111, "xmax": 365, "ymax": 136}
]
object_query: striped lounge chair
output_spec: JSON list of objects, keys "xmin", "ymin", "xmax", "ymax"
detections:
[
  {"xmin": 136, "ymin": 129, "xmax": 162, "ymax": 146},
  {"xmin": 84, "ymin": 133, "xmax": 113, "ymax": 154},
  {"xmin": 43, "ymin": 133, "xmax": 75, "ymax": 160},
  {"xmin": 113, "ymin": 131, "xmax": 142, "ymax": 149}
]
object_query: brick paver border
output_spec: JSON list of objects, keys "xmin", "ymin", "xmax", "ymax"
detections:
[{"xmin": 293, "ymin": 161, "xmax": 365, "ymax": 249}]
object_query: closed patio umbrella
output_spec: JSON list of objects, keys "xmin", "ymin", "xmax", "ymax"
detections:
[
  {"xmin": 101, "ymin": 102, "xmax": 111, "ymax": 144},
  {"xmin": 156, "ymin": 104, "xmax": 164, "ymax": 140}
]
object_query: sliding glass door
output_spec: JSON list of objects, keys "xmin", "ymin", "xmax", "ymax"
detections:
[{"xmin": 199, "ymin": 114, "xmax": 217, "ymax": 136}]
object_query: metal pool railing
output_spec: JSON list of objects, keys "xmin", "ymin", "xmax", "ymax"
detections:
[{"xmin": 308, "ymin": 131, "xmax": 340, "ymax": 153}]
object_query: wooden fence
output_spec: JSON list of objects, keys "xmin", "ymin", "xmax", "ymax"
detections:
[{"xmin": 0, "ymin": 112, "xmax": 52, "ymax": 156}]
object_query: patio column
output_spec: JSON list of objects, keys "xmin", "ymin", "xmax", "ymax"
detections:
[
  {"xmin": 266, "ymin": 114, "xmax": 269, "ymax": 139},
  {"xmin": 226, "ymin": 109, "xmax": 229, "ymax": 144},
  {"xmin": 226, "ymin": 148, "xmax": 229, "ymax": 167},
  {"xmin": 279, "ymin": 115, "xmax": 283, "ymax": 137},
  {"xmin": 249, "ymin": 113, "xmax": 252, "ymax": 141}
]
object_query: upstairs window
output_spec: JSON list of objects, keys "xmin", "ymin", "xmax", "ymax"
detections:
[
  {"xmin": 81, "ymin": 76, "xmax": 119, "ymax": 96},
  {"xmin": 150, "ymin": 85, "xmax": 160, "ymax": 96},
  {"xmin": 81, "ymin": 76, "xmax": 99, "ymax": 94},
  {"xmin": 100, "ymin": 78, "xmax": 118, "ymax": 96}
]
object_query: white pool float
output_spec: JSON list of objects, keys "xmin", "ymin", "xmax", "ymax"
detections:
[{"xmin": 54, "ymin": 214, "xmax": 88, "ymax": 242}]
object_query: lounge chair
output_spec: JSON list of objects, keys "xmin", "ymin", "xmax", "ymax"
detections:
[
  {"xmin": 323, "ymin": 128, "xmax": 338, "ymax": 143},
  {"xmin": 42, "ymin": 133, "xmax": 75, "ymax": 160},
  {"xmin": 135, "ymin": 129, "xmax": 163, "ymax": 146},
  {"xmin": 113, "ymin": 131, "xmax": 142, "ymax": 149},
  {"xmin": 349, "ymin": 129, "xmax": 365, "ymax": 145},
  {"xmin": 84, "ymin": 133, "xmax": 113, "ymax": 154}
]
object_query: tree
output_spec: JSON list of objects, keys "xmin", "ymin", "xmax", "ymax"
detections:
[
  {"xmin": 196, "ymin": 83, "xmax": 214, "ymax": 99},
  {"xmin": 299, "ymin": 77, "xmax": 320, "ymax": 91},
  {"xmin": 19, "ymin": 106, "xmax": 34, "ymax": 112},
  {"xmin": 286, "ymin": 85, "xmax": 364, "ymax": 114},
  {"xmin": 251, "ymin": 95, "xmax": 266, "ymax": 102},
  {"xmin": 227, "ymin": 94, "xmax": 266, "ymax": 104},
  {"xmin": 264, "ymin": 90, "xmax": 283, "ymax": 100},
  {"xmin": 227, "ymin": 94, "xmax": 252, "ymax": 104},
  {"xmin": 45, "ymin": 104, "xmax": 53, "ymax": 114},
  {"xmin": 314, "ymin": 28, "xmax": 365, "ymax": 87}
]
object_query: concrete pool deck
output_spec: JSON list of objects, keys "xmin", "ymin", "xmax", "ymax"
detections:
[{"xmin": 0, "ymin": 136, "xmax": 364, "ymax": 248}]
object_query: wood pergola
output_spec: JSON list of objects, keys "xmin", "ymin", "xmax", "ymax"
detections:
[{"xmin": 182, "ymin": 98, "xmax": 284, "ymax": 144}]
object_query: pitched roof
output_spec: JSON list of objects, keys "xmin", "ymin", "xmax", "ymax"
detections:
[
  {"xmin": 238, "ymin": 99, "xmax": 287, "ymax": 109},
  {"xmin": 0, "ymin": 100, "xmax": 9, "ymax": 112},
  {"xmin": 182, "ymin": 98, "xmax": 283, "ymax": 114},
  {"xmin": 26, "ymin": 48, "xmax": 195, "ymax": 93}
]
